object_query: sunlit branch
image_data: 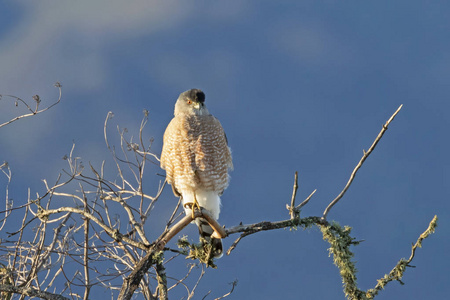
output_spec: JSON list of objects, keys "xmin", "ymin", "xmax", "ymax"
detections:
[
  {"xmin": 322, "ymin": 104, "xmax": 403, "ymax": 220},
  {"xmin": 35, "ymin": 206, "xmax": 149, "ymax": 250},
  {"xmin": 0, "ymin": 82, "xmax": 62, "ymax": 129},
  {"xmin": 0, "ymin": 284, "xmax": 70, "ymax": 300}
]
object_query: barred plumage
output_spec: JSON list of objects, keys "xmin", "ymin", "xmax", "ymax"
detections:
[{"xmin": 161, "ymin": 89, "xmax": 233, "ymax": 258}]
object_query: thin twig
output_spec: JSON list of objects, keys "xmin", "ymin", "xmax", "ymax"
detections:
[
  {"xmin": 322, "ymin": 104, "xmax": 403, "ymax": 220},
  {"xmin": 226, "ymin": 231, "xmax": 253, "ymax": 256},
  {"xmin": 187, "ymin": 264, "xmax": 205, "ymax": 300},
  {"xmin": 0, "ymin": 162, "xmax": 12, "ymax": 231},
  {"xmin": 296, "ymin": 189, "xmax": 317, "ymax": 211},
  {"xmin": 288, "ymin": 171, "xmax": 299, "ymax": 219},
  {"xmin": 167, "ymin": 264, "xmax": 196, "ymax": 292},
  {"xmin": 82, "ymin": 185, "xmax": 91, "ymax": 300},
  {"xmin": 0, "ymin": 82, "xmax": 62, "ymax": 128},
  {"xmin": 164, "ymin": 197, "xmax": 182, "ymax": 232},
  {"xmin": 214, "ymin": 280, "xmax": 238, "ymax": 300}
]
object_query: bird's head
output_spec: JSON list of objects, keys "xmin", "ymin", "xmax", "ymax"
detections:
[{"xmin": 174, "ymin": 89, "xmax": 209, "ymax": 116}]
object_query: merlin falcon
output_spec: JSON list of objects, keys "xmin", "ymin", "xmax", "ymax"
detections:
[{"xmin": 160, "ymin": 89, "xmax": 233, "ymax": 258}]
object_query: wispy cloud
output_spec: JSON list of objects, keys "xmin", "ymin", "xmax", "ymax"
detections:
[
  {"xmin": 269, "ymin": 20, "xmax": 355, "ymax": 67},
  {"xmin": 0, "ymin": 1, "xmax": 192, "ymax": 94}
]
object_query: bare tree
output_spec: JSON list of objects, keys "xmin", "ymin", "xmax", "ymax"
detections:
[{"xmin": 0, "ymin": 95, "xmax": 438, "ymax": 300}]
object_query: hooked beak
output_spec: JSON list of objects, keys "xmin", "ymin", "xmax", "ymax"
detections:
[{"xmin": 193, "ymin": 102, "xmax": 201, "ymax": 110}]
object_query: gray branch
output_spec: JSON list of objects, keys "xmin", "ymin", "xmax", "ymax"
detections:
[{"xmin": 0, "ymin": 284, "xmax": 70, "ymax": 300}]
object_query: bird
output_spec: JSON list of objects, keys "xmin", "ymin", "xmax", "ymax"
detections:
[{"xmin": 160, "ymin": 89, "xmax": 233, "ymax": 258}]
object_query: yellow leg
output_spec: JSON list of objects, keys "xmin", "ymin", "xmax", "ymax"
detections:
[{"xmin": 191, "ymin": 193, "xmax": 201, "ymax": 219}]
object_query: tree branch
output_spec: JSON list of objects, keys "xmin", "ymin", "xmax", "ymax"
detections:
[
  {"xmin": 2, "ymin": 102, "xmax": 436, "ymax": 300},
  {"xmin": 118, "ymin": 207, "xmax": 233, "ymax": 299},
  {"xmin": 0, "ymin": 284, "xmax": 70, "ymax": 300},
  {"xmin": 214, "ymin": 280, "xmax": 238, "ymax": 300},
  {"xmin": 36, "ymin": 206, "xmax": 149, "ymax": 250},
  {"xmin": 225, "ymin": 216, "xmax": 323, "ymax": 255},
  {"xmin": 288, "ymin": 171, "xmax": 299, "ymax": 219},
  {"xmin": 322, "ymin": 104, "xmax": 403, "ymax": 220},
  {"xmin": 155, "ymin": 259, "xmax": 168, "ymax": 300},
  {"xmin": 366, "ymin": 215, "xmax": 438, "ymax": 299},
  {"xmin": 0, "ymin": 82, "xmax": 62, "ymax": 129}
]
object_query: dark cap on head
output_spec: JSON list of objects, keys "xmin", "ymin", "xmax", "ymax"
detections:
[{"xmin": 181, "ymin": 89, "xmax": 205, "ymax": 103}]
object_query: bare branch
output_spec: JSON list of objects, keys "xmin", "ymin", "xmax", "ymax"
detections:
[
  {"xmin": 296, "ymin": 189, "xmax": 316, "ymax": 211},
  {"xmin": 164, "ymin": 195, "xmax": 182, "ymax": 232},
  {"xmin": 187, "ymin": 264, "xmax": 205, "ymax": 300},
  {"xmin": 0, "ymin": 284, "xmax": 70, "ymax": 300},
  {"xmin": 287, "ymin": 171, "xmax": 299, "ymax": 219},
  {"xmin": 226, "ymin": 231, "xmax": 252, "ymax": 256},
  {"xmin": 167, "ymin": 263, "xmax": 196, "ymax": 292},
  {"xmin": 0, "ymin": 82, "xmax": 62, "ymax": 129},
  {"xmin": 214, "ymin": 280, "xmax": 238, "ymax": 300},
  {"xmin": 322, "ymin": 104, "xmax": 403, "ymax": 220},
  {"xmin": 36, "ymin": 206, "xmax": 149, "ymax": 250},
  {"xmin": 82, "ymin": 185, "xmax": 91, "ymax": 300},
  {"xmin": 0, "ymin": 162, "xmax": 12, "ymax": 231}
]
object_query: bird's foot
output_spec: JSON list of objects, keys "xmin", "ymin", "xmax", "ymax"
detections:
[
  {"xmin": 191, "ymin": 195, "xmax": 202, "ymax": 219},
  {"xmin": 183, "ymin": 195, "xmax": 202, "ymax": 219}
]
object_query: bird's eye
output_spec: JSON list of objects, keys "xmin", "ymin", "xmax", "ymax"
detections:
[{"xmin": 187, "ymin": 100, "xmax": 192, "ymax": 104}]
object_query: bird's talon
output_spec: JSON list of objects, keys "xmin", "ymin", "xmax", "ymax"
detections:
[
  {"xmin": 191, "ymin": 196, "xmax": 201, "ymax": 219},
  {"xmin": 185, "ymin": 197, "xmax": 202, "ymax": 219}
]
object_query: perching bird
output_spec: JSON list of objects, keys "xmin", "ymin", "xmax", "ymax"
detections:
[{"xmin": 161, "ymin": 89, "xmax": 233, "ymax": 258}]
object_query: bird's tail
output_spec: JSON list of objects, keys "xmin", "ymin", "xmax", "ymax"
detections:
[{"xmin": 196, "ymin": 218, "xmax": 223, "ymax": 258}]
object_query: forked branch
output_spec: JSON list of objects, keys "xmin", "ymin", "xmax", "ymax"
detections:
[{"xmin": 0, "ymin": 82, "xmax": 62, "ymax": 129}]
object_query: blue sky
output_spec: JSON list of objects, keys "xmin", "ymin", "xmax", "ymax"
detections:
[{"xmin": 1, "ymin": 1, "xmax": 449, "ymax": 299}]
